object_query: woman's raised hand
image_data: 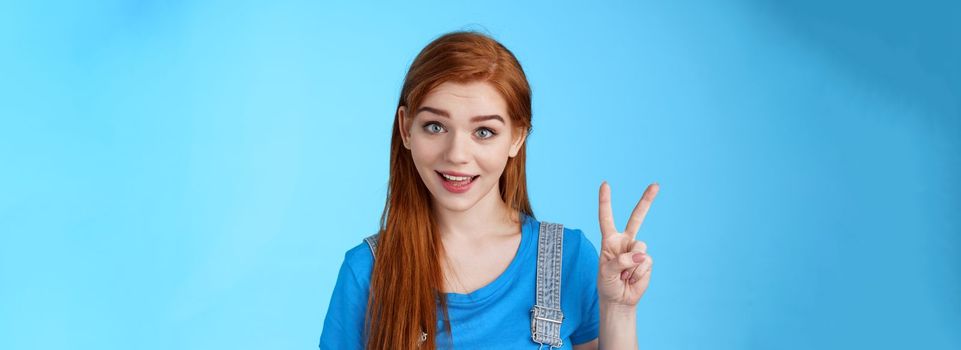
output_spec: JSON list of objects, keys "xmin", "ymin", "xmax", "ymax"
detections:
[{"xmin": 596, "ymin": 181, "xmax": 659, "ymax": 308}]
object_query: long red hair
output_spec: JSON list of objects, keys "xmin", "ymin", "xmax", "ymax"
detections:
[{"xmin": 365, "ymin": 31, "xmax": 535, "ymax": 349}]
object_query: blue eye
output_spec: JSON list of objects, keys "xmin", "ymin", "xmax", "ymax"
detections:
[
  {"xmin": 424, "ymin": 122, "xmax": 445, "ymax": 134},
  {"xmin": 476, "ymin": 128, "xmax": 497, "ymax": 139}
]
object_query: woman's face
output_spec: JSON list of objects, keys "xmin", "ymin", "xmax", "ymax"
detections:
[{"xmin": 398, "ymin": 81, "xmax": 526, "ymax": 213}]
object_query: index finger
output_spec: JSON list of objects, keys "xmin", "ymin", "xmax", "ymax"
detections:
[
  {"xmin": 598, "ymin": 181, "xmax": 618, "ymax": 238},
  {"xmin": 624, "ymin": 182, "xmax": 660, "ymax": 240}
]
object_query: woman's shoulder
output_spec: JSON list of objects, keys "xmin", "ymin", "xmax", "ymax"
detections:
[
  {"xmin": 530, "ymin": 218, "xmax": 600, "ymax": 291},
  {"xmin": 345, "ymin": 238, "xmax": 375, "ymax": 263},
  {"xmin": 529, "ymin": 216, "xmax": 599, "ymax": 256},
  {"xmin": 337, "ymin": 235, "xmax": 377, "ymax": 284},
  {"xmin": 562, "ymin": 225, "xmax": 599, "ymax": 258}
]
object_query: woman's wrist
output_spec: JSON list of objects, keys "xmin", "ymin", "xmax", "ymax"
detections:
[
  {"xmin": 600, "ymin": 301, "xmax": 637, "ymax": 319},
  {"xmin": 599, "ymin": 301, "xmax": 638, "ymax": 350}
]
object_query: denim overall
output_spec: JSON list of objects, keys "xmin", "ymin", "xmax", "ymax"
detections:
[{"xmin": 364, "ymin": 221, "xmax": 566, "ymax": 349}]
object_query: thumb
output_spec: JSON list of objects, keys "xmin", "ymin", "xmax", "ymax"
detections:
[{"xmin": 600, "ymin": 250, "xmax": 645, "ymax": 279}]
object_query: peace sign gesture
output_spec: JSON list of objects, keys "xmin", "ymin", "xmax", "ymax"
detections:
[{"xmin": 596, "ymin": 181, "xmax": 659, "ymax": 308}]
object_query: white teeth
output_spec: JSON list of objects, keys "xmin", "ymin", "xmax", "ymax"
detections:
[{"xmin": 441, "ymin": 173, "xmax": 472, "ymax": 181}]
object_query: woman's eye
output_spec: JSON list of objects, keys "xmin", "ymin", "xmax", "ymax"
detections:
[
  {"xmin": 424, "ymin": 122, "xmax": 445, "ymax": 134},
  {"xmin": 475, "ymin": 128, "xmax": 496, "ymax": 139}
]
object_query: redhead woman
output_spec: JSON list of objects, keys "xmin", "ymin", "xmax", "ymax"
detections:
[{"xmin": 319, "ymin": 31, "xmax": 659, "ymax": 350}]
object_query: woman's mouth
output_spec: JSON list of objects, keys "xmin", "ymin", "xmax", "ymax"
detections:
[{"xmin": 436, "ymin": 171, "xmax": 479, "ymax": 194}]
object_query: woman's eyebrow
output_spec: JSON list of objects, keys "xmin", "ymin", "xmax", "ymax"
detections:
[{"xmin": 416, "ymin": 106, "xmax": 505, "ymax": 124}]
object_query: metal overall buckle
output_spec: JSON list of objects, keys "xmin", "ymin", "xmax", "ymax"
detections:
[{"xmin": 530, "ymin": 305, "xmax": 564, "ymax": 349}]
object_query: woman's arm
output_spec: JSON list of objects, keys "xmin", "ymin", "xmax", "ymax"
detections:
[
  {"xmin": 592, "ymin": 182, "xmax": 659, "ymax": 350},
  {"xmin": 598, "ymin": 303, "xmax": 638, "ymax": 350},
  {"xmin": 572, "ymin": 303, "xmax": 638, "ymax": 350}
]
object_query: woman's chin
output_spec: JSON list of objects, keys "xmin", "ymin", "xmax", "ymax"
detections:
[{"xmin": 430, "ymin": 194, "xmax": 478, "ymax": 213}]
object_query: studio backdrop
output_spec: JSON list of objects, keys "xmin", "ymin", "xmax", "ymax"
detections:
[{"xmin": 0, "ymin": 1, "xmax": 958, "ymax": 349}]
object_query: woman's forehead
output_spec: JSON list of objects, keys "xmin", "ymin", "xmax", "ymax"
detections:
[{"xmin": 417, "ymin": 81, "xmax": 508, "ymax": 119}]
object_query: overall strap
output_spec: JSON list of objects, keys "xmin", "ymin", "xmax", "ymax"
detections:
[
  {"xmin": 364, "ymin": 234, "xmax": 379, "ymax": 258},
  {"xmin": 530, "ymin": 221, "xmax": 565, "ymax": 349}
]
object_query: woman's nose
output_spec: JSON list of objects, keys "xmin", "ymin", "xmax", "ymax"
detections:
[{"xmin": 444, "ymin": 131, "xmax": 471, "ymax": 164}]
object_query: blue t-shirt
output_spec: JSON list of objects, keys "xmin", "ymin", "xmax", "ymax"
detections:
[{"xmin": 319, "ymin": 214, "xmax": 601, "ymax": 349}]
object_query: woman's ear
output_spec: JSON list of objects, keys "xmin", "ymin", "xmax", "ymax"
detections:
[
  {"xmin": 508, "ymin": 127, "xmax": 527, "ymax": 157},
  {"xmin": 397, "ymin": 106, "xmax": 411, "ymax": 150}
]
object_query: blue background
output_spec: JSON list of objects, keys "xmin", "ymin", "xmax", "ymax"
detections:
[{"xmin": 1, "ymin": 1, "xmax": 958, "ymax": 349}]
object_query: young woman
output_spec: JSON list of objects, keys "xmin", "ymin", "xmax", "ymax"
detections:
[{"xmin": 319, "ymin": 31, "xmax": 659, "ymax": 350}]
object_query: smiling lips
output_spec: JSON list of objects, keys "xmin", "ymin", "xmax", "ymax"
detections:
[{"xmin": 436, "ymin": 171, "xmax": 479, "ymax": 193}]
